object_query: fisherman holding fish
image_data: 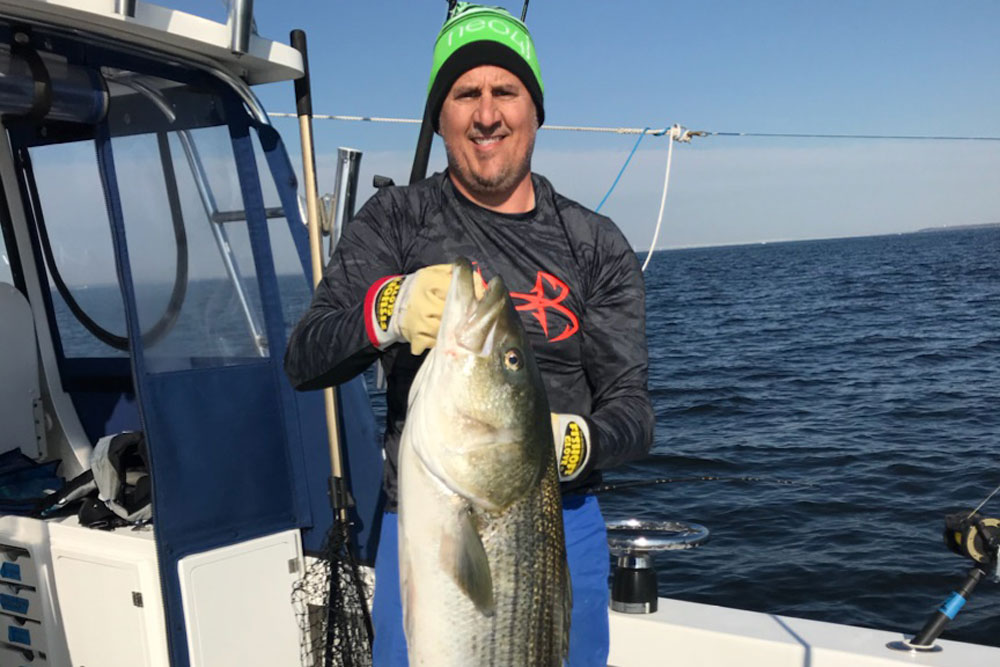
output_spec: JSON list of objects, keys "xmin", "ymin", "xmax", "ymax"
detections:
[{"xmin": 285, "ymin": 4, "xmax": 653, "ymax": 665}]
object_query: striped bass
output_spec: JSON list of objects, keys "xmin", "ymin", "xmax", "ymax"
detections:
[{"xmin": 398, "ymin": 258, "xmax": 571, "ymax": 666}]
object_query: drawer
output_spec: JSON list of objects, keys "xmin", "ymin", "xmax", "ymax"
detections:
[
  {"xmin": 0, "ymin": 641, "xmax": 46, "ymax": 666},
  {"xmin": 0, "ymin": 615, "xmax": 44, "ymax": 653},
  {"xmin": 0, "ymin": 549, "xmax": 36, "ymax": 589},
  {"xmin": 0, "ymin": 586, "xmax": 40, "ymax": 623}
]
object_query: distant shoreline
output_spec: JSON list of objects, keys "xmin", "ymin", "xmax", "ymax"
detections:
[
  {"xmin": 914, "ymin": 222, "xmax": 1000, "ymax": 233},
  {"xmin": 640, "ymin": 222, "xmax": 1000, "ymax": 253}
]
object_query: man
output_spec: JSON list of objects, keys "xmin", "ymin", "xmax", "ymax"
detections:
[{"xmin": 285, "ymin": 4, "xmax": 653, "ymax": 665}]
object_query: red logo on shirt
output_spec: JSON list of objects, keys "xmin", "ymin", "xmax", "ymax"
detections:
[{"xmin": 509, "ymin": 272, "xmax": 579, "ymax": 343}]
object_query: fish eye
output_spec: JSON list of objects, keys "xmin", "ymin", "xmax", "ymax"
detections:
[{"xmin": 504, "ymin": 348, "xmax": 523, "ymax": 371}]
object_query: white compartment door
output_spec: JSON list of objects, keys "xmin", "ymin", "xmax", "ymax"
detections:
[
  {"xmin": 178, "ymin": 530, "xmax": 303, "ymax": 667},
  {"xmin": 53, "ymin": 554, "xmax": 156, "ymax": 667}
]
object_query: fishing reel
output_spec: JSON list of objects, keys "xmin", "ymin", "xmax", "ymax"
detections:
[{"xmin": 944, "ymin": 512, "xmax": 1000, "ymax": 577}]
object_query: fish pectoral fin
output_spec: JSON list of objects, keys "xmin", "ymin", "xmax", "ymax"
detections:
[{"xmin": 441, "ymin": 507, "xmax": 495, "ymax": 616}]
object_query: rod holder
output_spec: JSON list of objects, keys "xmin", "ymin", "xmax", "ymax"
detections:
[
  {"xmin": 611, "ymin": 552, "xmax": 658, "ymax": 614},
  {"xmin": 888, "ymin": 566, "xmax": 984, "ymax": 653},
  {"xmin": 330, "ymin": 147, "xmax": 362, "ymax": 254},
  {"xmin": 607, "ymin": 520, "xmax": 709, "ymax": 615},
  {"xmin": 229, "ymin": 0, "xmax": 255, "ymax": 55}
]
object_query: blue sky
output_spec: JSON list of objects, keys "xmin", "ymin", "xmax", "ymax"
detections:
[{"xmin": 172, "ymin": 1, "xmax": 1000, "ymax": 250}]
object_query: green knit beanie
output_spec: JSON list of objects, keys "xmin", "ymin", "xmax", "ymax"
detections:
[{"xmin": 426, "ymin": 3, "xmax": 545, "ymax": 131}]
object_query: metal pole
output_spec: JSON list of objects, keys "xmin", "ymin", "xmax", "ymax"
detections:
[
  {"xmin": 114, "ymin": 0, "xmax": 136, "ymax": 18},
  {"xmin": 176, "ymin": 131, "xmax": 267, "ymax": 356}
]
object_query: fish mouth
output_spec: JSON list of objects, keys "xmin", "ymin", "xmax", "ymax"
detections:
[{"xmin": 441, "ymin": 258, "xmax": 510, "ymax": 356}]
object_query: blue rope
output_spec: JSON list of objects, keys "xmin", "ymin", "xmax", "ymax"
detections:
[{"xmin": 595, "ymin": 127, "xmax": 649, "ymax": 213}]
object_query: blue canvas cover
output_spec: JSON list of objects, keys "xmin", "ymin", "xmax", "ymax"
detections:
[
  {"xmin": 255, "ymin": 125, "xmax": 385, "ymax": 561},
  {"xmin": 83, "ymin": 67, "xmax": 381, "ymax": 665}
]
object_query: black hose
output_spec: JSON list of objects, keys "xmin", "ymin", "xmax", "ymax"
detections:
[{"xmin": 19, "ymin": 135, "xmax": 188, "ymax": 351}]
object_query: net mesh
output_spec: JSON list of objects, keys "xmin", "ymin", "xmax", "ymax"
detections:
[{"xmin": 293, "ymin": 523, "xmax": 373, "ymax": 667}]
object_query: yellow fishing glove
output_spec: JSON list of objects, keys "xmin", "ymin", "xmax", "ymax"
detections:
[
  {"xmin": 365, "ymin": 264, "xmax": 453, "ymax": 355},
  {"xmin": 551, "ymin": 413, "xmax": 592, "ymax": 483}
]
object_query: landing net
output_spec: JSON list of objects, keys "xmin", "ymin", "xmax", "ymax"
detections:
[{"xmin": 292, "ymin": 522, "xmax": 373, "ymax": 667}]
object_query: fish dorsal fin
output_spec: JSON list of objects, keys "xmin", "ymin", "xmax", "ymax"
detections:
[{"xmin": 441, "ymin": 506, "xmax": 495, "ymax": 616}]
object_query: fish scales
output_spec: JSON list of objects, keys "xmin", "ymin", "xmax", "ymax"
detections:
[
  {"xmin": 400, "ymin": 430, "xmax": 566, "ymax": 665},
  {"xmin": 398, "ymin": 258, "xmax": 571, "ymax": 666}
]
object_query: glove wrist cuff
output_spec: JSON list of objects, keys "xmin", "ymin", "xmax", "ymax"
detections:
[
  {"xmin": 553, "ymin": 413, "xmax": 592, "ymax": 483},
  {"xmin": 364, "ymin": 275, "xmax": 405, "ymax": 348}
]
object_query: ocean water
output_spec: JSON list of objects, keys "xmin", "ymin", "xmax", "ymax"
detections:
[{"xmin": 593, "ymin": 226, "xmax": 1000, "ymax": 646}]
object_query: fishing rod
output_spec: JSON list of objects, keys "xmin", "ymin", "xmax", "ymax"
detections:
[
  {"xmin": 890, "ymin": 481, "xmax": 1000, "ymax": 653},
  {"xmin": 599, "ymin": 473, "xmax": 811, "ymax": 614},
  {"xmin": 966, "ymin": 480, "xmax": 1000, "ymax": 519},
  {"xmin": 591, "ymin": 475, "xmax": 817, "ymax": 495},
  {"xmin": 407, "ymin": 1, "xmax": 455, "ymax": 184}
]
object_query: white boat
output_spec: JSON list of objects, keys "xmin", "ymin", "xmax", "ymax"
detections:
[{"xmin": 0, "ymin": 2, "xmax": 995, "ymax": 666}]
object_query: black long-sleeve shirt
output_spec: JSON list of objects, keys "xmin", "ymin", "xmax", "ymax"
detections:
[{"xmin": 285, "ymin": 171, "xmax": 653, "ymax": 508}]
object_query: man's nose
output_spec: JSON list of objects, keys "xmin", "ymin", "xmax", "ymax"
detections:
[{"xmin": 473, "ymin": 93, "xmax": 501, "ymax": 131}]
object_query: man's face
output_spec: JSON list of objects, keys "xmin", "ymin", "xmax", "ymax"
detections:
[{"xmin": 439, "ymin": 65, "xmax": 537, "ymax": 205}]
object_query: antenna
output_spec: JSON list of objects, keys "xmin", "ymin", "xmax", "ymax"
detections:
[{"xmin": 521, "ymin": 0, "xmax": 529, "ymax": 21}]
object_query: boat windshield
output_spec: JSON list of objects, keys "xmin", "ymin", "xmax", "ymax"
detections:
[{"xmin": 24, "ymin": 69, "xmax": 310, "ymax": 371}]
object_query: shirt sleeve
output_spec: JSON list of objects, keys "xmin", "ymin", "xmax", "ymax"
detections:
[
  {"xmin": 283, "ymin": 189, "xmax": 408, "ymax": 391},
  {"xmin": 580, "ymin": 225, "xmax": 655, "ymax": 471}
]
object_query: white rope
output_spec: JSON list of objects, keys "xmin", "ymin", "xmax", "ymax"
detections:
[
  {"xmin": 540, "ymin": 124, "xmax": 667, "ymax": 135},
  {"xmin": 641, "ymin": 125, "xmax": 684, "ymax": 272},
  {"xmin": 268, "ymin": 112, "xmax": 423, "ymax": 124},
  {"xmin": 268, "ymin": 112, "xmax": 667, "ymax": 135},
  {"xmin": 269, "ymin": 113, "xmax": 1000, "ymax": 141}
]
